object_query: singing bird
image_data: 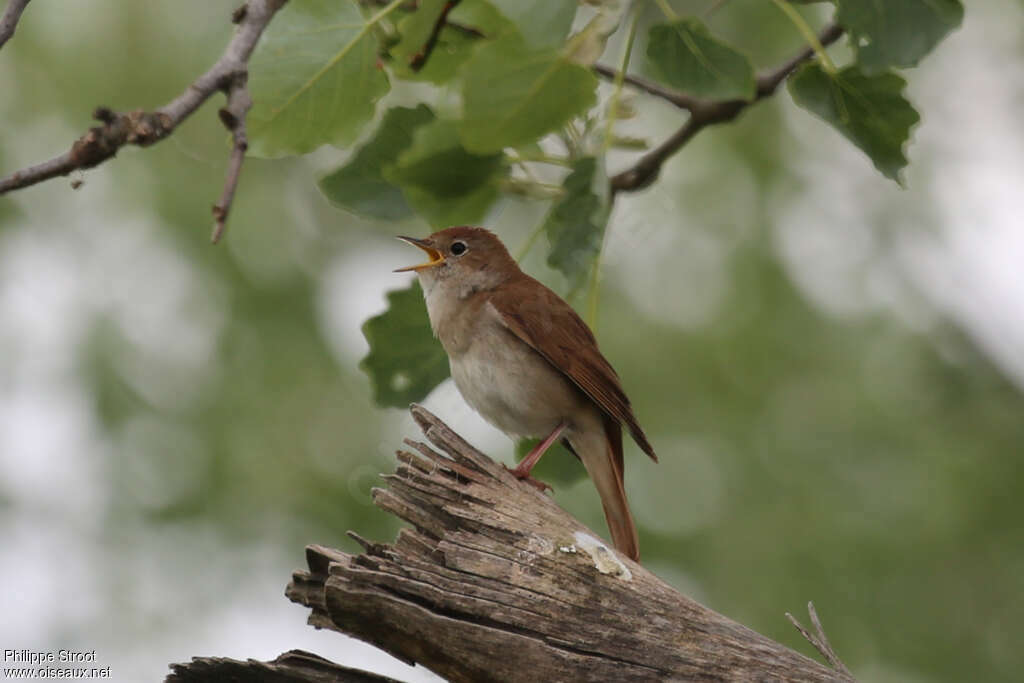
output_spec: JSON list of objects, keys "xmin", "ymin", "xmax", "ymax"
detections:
[{"xmin": 396, "ymin": 226, "xmax": 657, "ymax": 561}]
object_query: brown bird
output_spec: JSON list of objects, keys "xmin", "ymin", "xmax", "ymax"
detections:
[{"xmin": 396, "ymin": 226, "xmax": 657, "ymax": 561}]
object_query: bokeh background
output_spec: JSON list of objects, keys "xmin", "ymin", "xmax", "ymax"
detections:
[{"xmin": 1, "ymin": 1, "xmax": 1021, "ymax": 681}]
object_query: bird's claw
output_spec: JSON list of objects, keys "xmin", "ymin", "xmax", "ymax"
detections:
[{"xmin": 502, "ymin": 464, "xmax": 553, "ymax": 493}]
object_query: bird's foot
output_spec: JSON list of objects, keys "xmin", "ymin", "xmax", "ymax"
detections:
[{"xmin": 503, "ymin": 464, "xmax": 553, "ymax": 494}]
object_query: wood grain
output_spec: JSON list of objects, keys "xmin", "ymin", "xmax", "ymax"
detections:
[
  {"xmin": 285, "ymin": 404, "xmax": 853, "ymax": 682},
  {"xmin": 166, "ymin": 649, "xmax": 399, "ymax": 682}
]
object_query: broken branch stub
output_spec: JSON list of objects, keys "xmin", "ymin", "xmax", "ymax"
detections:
[{"xmin": 286, "ymin": 405, "xmax": 846, "ymax": 682}]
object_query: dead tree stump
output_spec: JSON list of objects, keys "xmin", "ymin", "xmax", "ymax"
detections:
[{"xmin": 277, "ymin": 404, "xmax": 852, "ymax": 682}]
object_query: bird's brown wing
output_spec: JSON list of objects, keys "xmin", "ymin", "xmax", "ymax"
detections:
[{"xmin": 488, "ymin": 276, "xmax": 657, "ymax": 461}]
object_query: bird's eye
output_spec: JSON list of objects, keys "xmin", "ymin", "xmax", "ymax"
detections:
[{"xmin": 450, "ymin": 241, "xmax": 467, "ymax": 256}]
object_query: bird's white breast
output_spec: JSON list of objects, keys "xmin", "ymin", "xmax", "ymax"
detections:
[
  {"xmin": 447, "ymin": 303, "xmax": 583, "ymax": 439},
  {"xmin": 418, "ymin": 272, "xmax": 590, "ymax": 439}
]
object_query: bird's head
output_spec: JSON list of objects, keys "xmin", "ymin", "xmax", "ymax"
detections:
[{"xmin": 395, "ymin": 226, "xmax": 518, "ymax": 295}]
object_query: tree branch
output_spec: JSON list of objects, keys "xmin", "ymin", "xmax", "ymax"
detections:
[
  {"xmin": 166, "ymin": 649, "xmax": 401, "ymax": 682},
  {"xmin": 0, "ymin": 0, "xmax": 289, "ymax": 241},
  {"xmin": 278, "ymin": 404, "xmax": 854, "ymax": 682},
  {"xmin": 593, "ymin": 63, "xmax": 703, "ymax": 111},
  {"xmin": 409, "ymin": 0, "xmax": 462, "ymax": 71},
  {"xmin": 210, "ymin": 71, "xmax": 253, "ymax": 243},
  {"xmin": 609, "ymin": 23, "xmax": 844, "ymax": 194},
  {"xmin": 0, "ymin": 0, "xmax": 31, "ymax": 50},
  {"xmin": 788, "ymin": 602, "xmax": 855, "ymax": 679}
]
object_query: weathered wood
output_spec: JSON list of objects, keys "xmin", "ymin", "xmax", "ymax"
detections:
[
  {"xmin": 285, "ymin": 404, "xmax": 854, "ymax": 682},
  {"xmin": 165, "ymin": 649, "xmax": 399, "ymax": 682}
]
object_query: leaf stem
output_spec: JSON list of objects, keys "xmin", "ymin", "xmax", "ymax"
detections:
[
  {"xmin": 365, "ymin": 0, "xmax": 410, "ymax": 25},
  {"xmin": 516, "ymin": 221, "xmax": 547, "ymax": 262},
  {"xmin": 509, "ymin": 156, "xmax": 542, "ymax": 185},
  {"xmin": 507, "ymin": 150, "xmax": 572, "ymax": 167},
  {"xmin": 562, "ymin": 123, "xmax": 583, "ymax": 160},
  {"xmin": 584, "ymin": 176, "xmax": 616, "ymax": 329},
  {"xmin": 585, "ymin": 247, "xmax": 603, "ymax": 328},
  {"xmin": 586, "ymin": 7, "xmax": 640, "ymax": 327},
  {"xmin": 602, "ymin": 6, "xmax": 640, "ymax": 154},
  {"xmin": 653, "ymin": 0, "xmax": 679, "ymax": 21},
  {"xmin": 703, "ymin": 0, "xmax": 732, "ymax": 19},
  {"xmin": 770, "ymin": 0, "xmax": 836, "ymax": 75},
  {"xmin": 499, "ymin": 178, "xmax": 566, "ymax": 199}
]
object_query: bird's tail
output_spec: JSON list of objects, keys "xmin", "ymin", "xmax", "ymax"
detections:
[{"xmin": 574, "ymin": 417, "xmax": 640, "ymax": 562}]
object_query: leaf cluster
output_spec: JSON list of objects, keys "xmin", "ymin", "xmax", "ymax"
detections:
[{"xmin": 243, "ymin": 0, "xmax": 963, "ymax": 409}]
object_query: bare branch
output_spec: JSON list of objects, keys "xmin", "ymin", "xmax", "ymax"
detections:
[
  {"xmin": 211, "ymin": 73, "xmax": 252, "ymax": 243},
  {"xmin": 593, "ymin": 63, "xmax": 702, "ymax": 112},
  {"xmin": 786, "ymin": 602, "xmax": 856, "ymax": 680},
  {"xmin": 409, "ymin": 0, "xmax": 462, "ymax": 71},
  {"xmin": 756, "ymin": 24, "xmax": 845, "ymax": 97},
  {"xmin": 0, "ymin": 0, "xmax": 290, "ymax": 240},
  {"xmin": 0, "ymin": 0, "xmax": 31, "ymax": 50},
  {"xmin": 610, "ymin": 23, "xmax": 844, "ymax": 194}
]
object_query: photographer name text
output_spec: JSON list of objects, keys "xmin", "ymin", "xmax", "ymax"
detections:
[{"xmin": 3, "ymin": 650, "xmax": 110, "ymax": 679}]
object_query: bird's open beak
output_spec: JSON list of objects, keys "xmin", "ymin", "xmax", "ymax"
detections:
[{"xmin": 394, "ymin": 236, "xmax": 445, "ymax": 272}]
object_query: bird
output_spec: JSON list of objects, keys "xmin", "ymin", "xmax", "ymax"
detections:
[{"xmin": 395, "ymin": 226, "xmax": 657, "ymax": 562}]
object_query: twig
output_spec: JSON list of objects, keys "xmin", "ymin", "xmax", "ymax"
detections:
[
  {"xmin": 0, "ymin": 0, "xmax": 290, "ymax": 242},
  {"xmin": 0, "ymin": 0, "xmax": 31, "ymax": 50},
  {"xmin": 771, "ymin": 0, "xmax": 837, "ymax": 75},
  {"xmin": 444, "ymin": 18, "xmax": 484, "ymax": 39},
  {"xmin": 409, "ymin": 0, "xmax": 461, "ymax": 71},
  {"xmin": 211, "ymin": 73, "xmax": 252, "ymax": 243},
  {"xmin": 361, "ymin": 0, "xmax": 483, "ymax": 41},
  {"xmin": 593, "ymin": 64, "xmax": 702, "ymax": 111},
  {"xmin": 786, "ymin": 601, "xmax": 855, "ymax": 680},
  {"xmin": 756, "ymin": 23, "xmax": 844, "ymax": 96},
  {"xmin": 609, "ymin": 22, "xmax": 844, "ymax": 194}
]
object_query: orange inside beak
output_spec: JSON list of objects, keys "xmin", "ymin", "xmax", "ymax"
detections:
[{"xmin": 395, "ymin": 236, "xmax": 445, "ymax": 272}]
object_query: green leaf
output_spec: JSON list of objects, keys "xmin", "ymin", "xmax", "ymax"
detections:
[
  {"xmin": 360, "ymin": 282, "xmax": 450, "ymax": 408},
  {"xmin": 385, "ymin": 118, "xmax": 505, "ymax": 226},
  {"xmin": 564, "ymin": 0, "xmax": 627, "ymax": 65},
  {"xmin": 387, "ymin": 119, "xmax": 505, "ymax": 196},
  {"xmin": 837, "ymin": 0, "xmax": 964, "ymax": 72},
  {"xmin": 388, "ymin": 0, "xmax": 514, "ymax": 83},
  {"xmin": 645, "ymin": 18, "xmax": 756, "ymax": 101},
  {"xmin": 248, "ymin": 0, "xmax": 391, "ymax": 157},
  {"xmin": 390, "ymin": 0, "xmax": 449, "ymax": 64},
  {"xmin": 447, "ymin": 0, "xmax": 517, "ymax": 36},
  {"xmin": 788, "ymin": 64, "xmax": 920, "ymax": 182},
  {"xmin": 403, "ymin": 184, "xmax": 502, "ymax": 229},
  {"xmin": 318, "ymin": 105, "xmax": 435, "ymax": 220},
  {"xmin": 460, "ymin": 35, "xmax": 598, "ymax": 154},
  {"xmin": 389, "ymin": 0, "xmax": 460, "ymax": 83},
  {"xmin": 543, "ymin": 157, "xmax": 610, "ymax": 292},
  {"xmin": 488, "ymin": 0, "xmax": 576, "ymax": 49}
]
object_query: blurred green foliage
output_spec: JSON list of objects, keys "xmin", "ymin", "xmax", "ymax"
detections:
[
  {"xmin": 361, "ymin": 282, "xmax": 449, "ymax": 408},
  {"xmin": 542, "ymin": 157, "xmax": 610, "ymax": 294},
  {"xmin": 789, "ymin": 64, "xmax": 919, "ymax": 182},
  {"xmin": 646, "ymin": 18, "xmax": 756, "ymax": 100},
  {"xmin": 837, "ymin": 0, "xmax": 964, "ymax": 72},
  {"xmin": 319, "ymin": 105, "xmax": 434, "ymax": 221},
  {"xmin": 5, "ymin": 1, "xmax": 1020, "ymax": 683},
  {"xmin": 247, "ymin": 0, "xmax": 389, "ymax": 156}
]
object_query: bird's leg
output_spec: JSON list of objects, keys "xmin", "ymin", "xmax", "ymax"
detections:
[{"xmin": 505, "ymin": 421, "xmax": 567, "ymax": 493}]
